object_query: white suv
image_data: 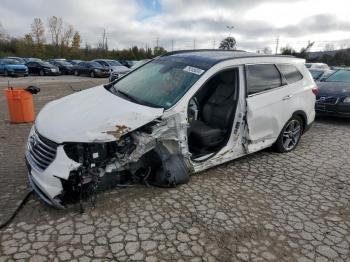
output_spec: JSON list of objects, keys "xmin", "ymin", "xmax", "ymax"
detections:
[{"xmin": 25, "ymin": 50, "xmax": 317, "ymax": 208}]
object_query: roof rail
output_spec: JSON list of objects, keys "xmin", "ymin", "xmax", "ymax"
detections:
[{"xmin": 161, "ymin": 49, "xmax": 247, "ymax": 57}]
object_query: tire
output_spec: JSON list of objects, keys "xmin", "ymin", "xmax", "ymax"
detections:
[
  {"xmin": 274, "ymin": 116, "xmax": 303, "ymax": 153},
  {"xmin": 74, "ymin": 70, "xmax": 79, "ymax": 76},
  {"xmin": 90, "ymin": 71, "xmax": 95, "ymax": 78},
  {"xmin": 39, "ymin": 70, "xmax": 44, "ymax": 76}
]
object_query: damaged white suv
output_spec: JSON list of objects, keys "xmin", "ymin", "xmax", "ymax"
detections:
[{"xmin": 25, "ymin": 50, "xmax": 317, "ymax": 208}]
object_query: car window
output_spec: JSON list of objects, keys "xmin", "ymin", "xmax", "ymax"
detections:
[
  {"xmin": 277, "ymin": 64, "xmax": 303, "ymax": 84},
  {"xmin": 309, "ymin": 70, "xmax": 323, "ymax": 80},
  {"xmin": 78, "ymin": 62, "xmax": 85, "ymax": 67},
  {"xmin": 305, "ymin": 63, "xmax": 311, "ymax": 68},
  {"xmin": 246, "ymin": 64, "xmax": 282, "ymax": 95}
]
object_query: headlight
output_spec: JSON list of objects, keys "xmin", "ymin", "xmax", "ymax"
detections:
[
  {"xmin": 94, "ymin": 69, "xmax": 101, "ymax": 72},
  {"xmin": 343, "ymin": 97, "xmax": 350, "ymax": 103}
]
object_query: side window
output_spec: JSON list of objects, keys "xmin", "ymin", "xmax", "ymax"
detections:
[
  {"xmin": 246, "ymin": 64, "xmax": 282, "ymax": 95},
  {"xmin": 277, "ymin": 64, "xmax": 303, "ymax": 84}
]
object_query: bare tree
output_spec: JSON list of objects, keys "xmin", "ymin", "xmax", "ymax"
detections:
[
  {"xmin": 61, "ymin": 24, "xmax": 74, "ymax": 47},
  {"xmin": 324, "ymin": 43, "xmax": 335, "ymax": 52},
  {"xmin": 48, "ymin": 16, "xmax": 63, "ymax": 46},
  {"xmin": 31, "ymin": 18, "xmax": 45, "ymax": 45},
  {"xmin": 262, "ymin": 47, "xmax": 272, "ymax": 55}
]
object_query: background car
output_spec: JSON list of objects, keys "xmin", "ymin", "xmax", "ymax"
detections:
[
  {"xmin": 23, "ymin": 57, "xmax": 42, "ymax": 63},
  {"xmin": 309, "ymin": 68, "xmax": 334, "ymax": 81},
  {"xmin": 316, "ymin": 69, "xmax": 350, "ymax": 117},
  {"xmin": 3, "ymin": 56, "xmax": 26, "ymax": 64},
  {"xmin": 67, "ymin": 59, "xmax": 83, "ymax": 65},
  {"xmin": 0, "ymin": 58, "xmax": 28, "ymax": 77},
  {"xmin": 49, "ymin": 60, "xmax": 74, "ymax": 75},
  {"xmin": 26, "ymin": 61, "xmax": 60, "ymax": 76},
  {"xmin": 119, "ymin": 60, "xmax": 137, "ymax": 68},
  {"xmin": 305, "ymin": 62, "xmax": 330, "ymax": 70},
  {"xmin": 73, "ymin": 61, "xmax": 110, "ymax": 77},
  {"xmin": 92, "ymin": 59, "xmax": 130, "ymax": 74}
]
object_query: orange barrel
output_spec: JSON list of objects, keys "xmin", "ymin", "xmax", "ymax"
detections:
[{"xmin": 4, "ymin": 88, "xmax": 35, "ymax": 123}]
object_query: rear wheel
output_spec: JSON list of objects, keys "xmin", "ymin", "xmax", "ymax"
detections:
[
  {"xmin": 90, "ymin": 71, "xmax": 95, "ymax": 78},
  {"xmin": 274, "ymin": 116, "xmax": 303, "ymax": 153}
]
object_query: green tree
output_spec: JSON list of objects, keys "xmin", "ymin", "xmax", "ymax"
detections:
[
  {"xmin": 219, "ymin": 37, "xmax": 236, "ymax": 50},
  {"xmin": 71, "ymin": 31, "xmax": 81, "ymax": 49}
]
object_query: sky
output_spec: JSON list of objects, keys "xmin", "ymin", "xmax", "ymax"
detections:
[{"xmin": 1, "ymin": 0, "xmax": 350, "ymax": 52}]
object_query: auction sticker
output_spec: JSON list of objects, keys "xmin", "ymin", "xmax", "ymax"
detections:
[{"xmin": 183, "ymin": 66, "xmax": 205, "ymax": 75}]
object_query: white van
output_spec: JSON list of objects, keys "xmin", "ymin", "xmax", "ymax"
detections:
[{"xmin": 25, "ymin": 50, "xmax": 317, "ymax": 208}]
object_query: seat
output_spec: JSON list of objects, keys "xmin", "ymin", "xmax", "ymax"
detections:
[{"xmin": 189, "ymin": 71, "xmax": 237, "ymax": 149}]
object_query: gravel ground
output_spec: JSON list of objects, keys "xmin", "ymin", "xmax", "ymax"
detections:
[{"xmin": 0, "ymin": 76, "xmax": 350, "ymax": 261}]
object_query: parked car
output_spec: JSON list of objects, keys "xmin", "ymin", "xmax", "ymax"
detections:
[
  {"xmin": 3, "ymin": 56, "xmax": 26, "ymax": 64},
  {"xmin": 25, "ymin": 50, "xmax": 316, "ymax": 208},
  {"xmin": 73, "ymin": 61, "xmax": 110, "ymax": 77},
  {"xmin": 0, "ymin": 59, "xmax": 28, "ymax": 77},
  {"xmin": 23, "ymin": 57, "xmax": 42, "ymax": 63},
  {"xmin": 67, "ymin": 59, "xmax": 83, "ymax": 65},
  {"xmin": 26, "ymin": 61, "xmax": 60, "ymax": 76},
  {"xmin": 305, "ymin": 63, "xmax": 329, "ymax": 70},
  {"xmin": 119, "ymin": 60, "xmax": 137, "ymax": 68},
  {"xmin": 49, "ymin": 60, "xmax": 74, "ymax": 75},
  {"xmin": 92, "ymin": 59, "xmax": 130, "ymax": 74},
  {"xmin": 316, "ymin": 69, "xmax": 350, "ymax": 117},
  {"xmin": 309, "ymin": 68, "xmax": 334, "ymax": 81},
  {"xmin": 109, "ymin": 59, "xmax": 150, "ymax": 82}
]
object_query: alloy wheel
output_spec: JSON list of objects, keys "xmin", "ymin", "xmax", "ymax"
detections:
[{"xmin": 282, "ymin": 119, "xmax": 302, "ymax": 151}]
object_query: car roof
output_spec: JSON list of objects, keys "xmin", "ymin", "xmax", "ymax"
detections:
[{"xmin": 160, "ymin": 49, "xmax": 295, "ymax": 69}]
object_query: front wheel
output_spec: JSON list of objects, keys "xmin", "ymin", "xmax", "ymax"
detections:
[
  {"xmin": 90, "ymin": 71, "xmax": 95, "ymax": 78},
  {"xmin": 39, "ymin": 70, "xmax": 44, "ymax": 76},
  {"xmin": 274, "ymin": 116, "xmax": 303, "ymax": 153},
  {"xmin": 74, "ymin": 70, "xmax": 79, "ymax": 76}
]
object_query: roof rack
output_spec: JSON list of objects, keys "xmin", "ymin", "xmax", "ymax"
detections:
[{"xmin": 161, "ymin": 49, "xmax": 247, "ymax": 57}]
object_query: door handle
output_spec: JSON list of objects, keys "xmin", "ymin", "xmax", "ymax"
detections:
[{"xmin": 282, "ymin": 94, "xmax": 293, "ymax": 100}]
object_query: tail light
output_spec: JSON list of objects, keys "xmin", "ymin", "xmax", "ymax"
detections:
[{"xmin": 312, "ymin": 86, "xmax": 319, "ymax": 96}]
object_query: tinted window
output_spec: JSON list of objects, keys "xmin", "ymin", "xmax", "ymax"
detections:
[
  {"xmin": 246, "ymin": 64, "xmax": 282, "ymax": 95},
  {"xmin": 278, "ymin": 64, "xmax": 303, "ymax": 84},
  {"xmin": 325, "ymin": 70, "xmax": 350, "ymax": 83}
]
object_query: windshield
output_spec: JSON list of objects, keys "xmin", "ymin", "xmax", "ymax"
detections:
[
  {"xmin": 325, "ymin": 70, "xmax": 350, "ymax": 83},
  {"xmin": 107, "ymin": 60, "xmax": 122, "ymax": 66},
  {"xmin": 89, "ymin": 62, "xmax": 103, "ymax": 67},
  {"xmin": 58, "ymin": 61, "xmax": 73, "ymax": 66},
  {"xmin": 4, "ymin": 59, "xmax": 19, "ymax": 64},
  {"xmin": 111, "ymin": 57, "xmax": 205, "ymax": 109},
  {"xmin": 38, "ymin": 61, "xmax": 53, "ymax": 67}
]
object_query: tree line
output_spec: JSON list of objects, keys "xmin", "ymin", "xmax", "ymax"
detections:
[{"xmin": 0, "ymin": 17, "xmax": 167, "ymax": 61}]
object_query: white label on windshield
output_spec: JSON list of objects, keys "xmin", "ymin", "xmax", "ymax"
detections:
[{"xmin": 183, "ymin": 66, "xmax": 204, "ymax": 75}]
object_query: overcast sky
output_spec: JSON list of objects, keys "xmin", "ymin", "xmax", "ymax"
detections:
[{"xmin": 1, "ymin": 0, "xmax": 350, "ymax": 52}]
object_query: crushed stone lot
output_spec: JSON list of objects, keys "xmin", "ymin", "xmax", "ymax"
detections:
[{"xmin": 0, "ymin": 76, "xmax": 350, "ymax": 261}]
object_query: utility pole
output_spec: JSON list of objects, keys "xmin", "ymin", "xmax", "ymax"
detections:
[{"xmin": 275, "ymin": 36, "xmax": 279, "ymax": 54}]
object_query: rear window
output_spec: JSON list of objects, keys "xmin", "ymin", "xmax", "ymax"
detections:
[
  {"xmin": 246, "ymin": 64, "xmax": 282, "ymax": 95},
  {"xmin": 278, "ymin": 64, "xmax": 303, "ymax": 84}
]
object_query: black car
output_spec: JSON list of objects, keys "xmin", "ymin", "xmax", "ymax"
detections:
[
  {"xmin": 49, "ymin": 60, "xmax": 74, "ymax": 75},
  {"xmin": 316, "ymin": 69, "xmax": 350, "ymax": 118},
  {"xmin": 26, "ymin": 61, "xmax": 60, "ymax": 76},
  {"xmin": 73, "ymin": 61, "xmax": 110, "ymax": 78},
  {"xmin": 309, "ymin": 69, "xmax": 334, "ymax": 81}
]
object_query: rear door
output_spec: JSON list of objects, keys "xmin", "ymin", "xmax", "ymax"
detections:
[{"xmin": 245, "ymin": 63, "xmax": 300, "ymax": 152}]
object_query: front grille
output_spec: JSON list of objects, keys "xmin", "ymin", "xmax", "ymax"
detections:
[
  {"xmin": 27, "ymin": 130, "xmax": 58, "ymax": 171},
  {"xmin": 316, "ymin": 96, "xmax": 339, "ymax": 105}
]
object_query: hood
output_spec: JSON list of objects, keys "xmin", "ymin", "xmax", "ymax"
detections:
[
  {"xmin": 317, "ymin": 81, "xmax": 350, "ymax": 97},
  {"xmin": 110, "ymin": 65, "xmax": 130, "ymax": 73},
  {"xmin": 36, "ymin": 86, "xmax": 164, "ymax": 143}
]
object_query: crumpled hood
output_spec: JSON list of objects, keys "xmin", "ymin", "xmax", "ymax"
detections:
[
  {"xmin": 318, "ymin": 82, "xmax": 350, "ymax": 97},
  {"xmin": 36, "ymin": 85, "xmax": 164, "ymax": 143}
]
